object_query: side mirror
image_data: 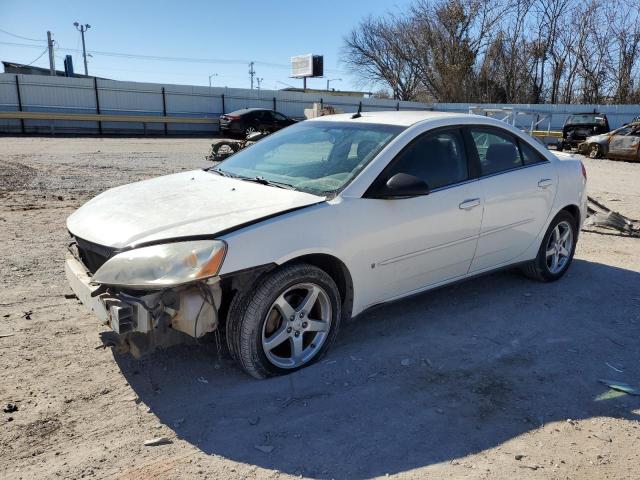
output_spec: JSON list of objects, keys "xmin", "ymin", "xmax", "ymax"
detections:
[{"xmin": 372, "ymin": 173, "xmax": 430, "ymax": 199}]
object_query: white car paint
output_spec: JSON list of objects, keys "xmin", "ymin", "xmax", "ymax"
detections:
[
  {"xmin": 67, "ymin": 111, "xmax": 587, "ymax": 318},
  {"xmin": 67, "ymin": 170, "xmax": 324, "ymax": 248}
]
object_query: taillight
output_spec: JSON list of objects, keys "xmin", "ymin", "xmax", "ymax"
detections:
[{"xmin": 580, "ymin": 161, "xmax": 587, "ymax": 181}]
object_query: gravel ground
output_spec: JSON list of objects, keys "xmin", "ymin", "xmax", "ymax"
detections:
[{"xmin": 1, "ymin": 136, "xmax": 639, "ymax": 480}]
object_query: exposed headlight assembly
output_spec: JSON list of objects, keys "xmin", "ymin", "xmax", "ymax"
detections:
[{"xmin": 91, "ymin": 240, "xmax": 226, "ymax": 289}]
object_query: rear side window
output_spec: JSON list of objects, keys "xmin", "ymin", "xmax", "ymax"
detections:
[
  {"xmin": 385, "ymin": 129, "xmax": 468, "ymax": 190},
  {"xmin": 470, "ymin": 129, "xmax": 522, "ymax": 176},
  {"xmin": 519, "ymin": 141, "xmax": 547, "ymax": 165}
]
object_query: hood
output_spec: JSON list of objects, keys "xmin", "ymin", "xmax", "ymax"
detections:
[
  {"xmin": 67, "ymin": 170, "xmax": 324, "ymax": 249},
  {"xmin": 585, "ymin": 133, "xmax": 609, "ymax": 144}
]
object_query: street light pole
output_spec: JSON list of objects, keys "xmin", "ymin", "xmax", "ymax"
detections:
[
  {"xmin": 326, "ymin": 78, "xmax": 342, "ymax": 91},
  {"xmin": 73, "ymin": 22, "xmax": 91, "ymax": 76},
  {"xmin": 208, "ymin": 73, "xmax": 218, "ymax": 87}
]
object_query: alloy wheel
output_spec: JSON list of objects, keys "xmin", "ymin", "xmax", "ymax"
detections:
[
  {"xmin": 545, "ymin": 220, "xmax": 573, "ymax": 274},
  {"xmin": 261, "ymin": 283, "xmax": 332, "ymax": 369}
]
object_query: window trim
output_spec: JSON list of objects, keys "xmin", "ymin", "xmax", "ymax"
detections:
[
  {"xmin": 364, "ymin": 126, "xmax": 472, "ymax": 197},
  {"xmin": 463, "ymin": 125, "xmax": 550, "ymax": 180}
]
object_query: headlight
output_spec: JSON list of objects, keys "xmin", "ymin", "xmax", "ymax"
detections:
[{"xmin": 91, "ymin": 240, "xmax": 226, "ymax": 289}]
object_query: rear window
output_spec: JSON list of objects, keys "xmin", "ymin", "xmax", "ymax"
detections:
[{"xmin": 566, "ymin": 114, "xmax": 606, "ymax": 126}]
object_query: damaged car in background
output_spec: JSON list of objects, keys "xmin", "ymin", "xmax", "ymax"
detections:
[
  {"xmin": 66, "ymin": 111, "xmax": 587, "ymax": 379},
  {"xmin": 578, "ymin": 122, "xmax": 640, "ymax": 161},
  {"xmin": 557, "ymin": 112, "xmax": 610, "ymax": 152}
]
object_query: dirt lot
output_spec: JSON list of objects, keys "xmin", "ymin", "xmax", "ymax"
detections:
[{"xmin": 1, "ymin": 136, "xmax": 639, "ymax": 480}]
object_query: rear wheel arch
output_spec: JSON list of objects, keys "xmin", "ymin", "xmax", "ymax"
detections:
[{"xmin": 560, "ymin": 204, "xmax": 581, "ymax": 227}]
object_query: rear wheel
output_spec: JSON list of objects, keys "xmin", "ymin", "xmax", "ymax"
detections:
[
  {"xmin": 521, "ymin": 211, "xmax": 577, "ymax": 282},
  {"xmin": 244, "ymin": 125, "xmax": 258, "ymax": 137},
  {"xmin": 226, "ymin": 263, "xmax": 341, "ymax": 378}
]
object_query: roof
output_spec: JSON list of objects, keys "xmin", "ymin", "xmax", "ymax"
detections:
[
  {"xmin": 308, "ymin": 110, "xmax": 473, "ymax": 127},
  {"xmin": 226, "ymin": 108, "xmax": 270, "ymax": 115},
  {"xmin": 2, "ymin": 61, "xmax": 101, "ymax": 79}
]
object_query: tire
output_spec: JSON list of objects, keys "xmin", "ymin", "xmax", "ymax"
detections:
[
  {"xmin": 226, "ymin": 263, "xmax": 341, "ymax": 379},
  {"xmin": 211, "ymin": 141, "xmax": 240, "ymax": 160},
  {"xmin": 556, "ymin": 141, "xmax": 564, "ymax": 152},
  {"xmin": 588, "ymin": 143, "xmax": 602, "ymax": 159},
  {"xmin": 244, "ymin": 125, "xmax": 258, "ymax": 137},
  {"xmin": 521, "ymin": 211, "xmax": 578, "ymax": 282}
]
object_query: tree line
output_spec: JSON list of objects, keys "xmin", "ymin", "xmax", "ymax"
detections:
[{"xmin": 342, "ymin": 0, "xmax": 640, "ymax": 104}]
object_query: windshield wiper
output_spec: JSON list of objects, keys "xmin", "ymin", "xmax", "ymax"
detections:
[
  {"xmin": 241, "ymin": 176, "xmax": 298, "ymax": 190},
  {"xmin": 209, "ymin": 168, "xmax": 234, "ymax": 177}
]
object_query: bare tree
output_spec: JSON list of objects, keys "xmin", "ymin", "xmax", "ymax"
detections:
[
  {"xmin": 342, "ymin": 0, "xmax": 640, "ymax": 105},
  {"xmin": 342, "ymin": 15, "xmax": 421, "ymax": 100}
]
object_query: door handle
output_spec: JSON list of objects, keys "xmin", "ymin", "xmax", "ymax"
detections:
[
  {"xmin": 538, "ymin": 178, "xmax": 553, "ymax": 188},
  {"xmin": 459, "ymin": 198, "xmax": 481, "ymax": 210}
]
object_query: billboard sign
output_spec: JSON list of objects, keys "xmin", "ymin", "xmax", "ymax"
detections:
[
  {"xmin": 291, "ymin": 54, "xmax": 313, "ymax": 78},
  {"xmin": 291, "ymin": 54, "xmax": 323, "ymax": 78}
]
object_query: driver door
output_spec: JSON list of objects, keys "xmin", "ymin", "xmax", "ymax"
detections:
[{"xmin": 359, "ymin": 128, "xmax": 483, "ymax": 302}]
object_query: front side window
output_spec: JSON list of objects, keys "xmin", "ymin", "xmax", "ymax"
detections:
[
  {"xmin": 274, "ymin": 112, "xmax": 287, "ymax": 121},
  {"xmin": 214, "ymin": 121, "xmax": 404, "ymax": 195},
  {"xmin": 470, "ymin": 129, "xmax": 522, "ymax": 176},
  {"xmin": 384, "ymin": 129, "xmax": 468, "ymax": 190}
]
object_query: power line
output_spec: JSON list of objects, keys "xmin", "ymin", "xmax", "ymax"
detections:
[
  {"xmin": 0, "ymin": 40, "xmax": 346, "ymax": 74},
  {"xmin": 13, "ymin": 48, "xmax": 49, "ymax": 67},
  {"xmin": 0, "ymin": 27, "xmax": 46, "ymax": 42}
]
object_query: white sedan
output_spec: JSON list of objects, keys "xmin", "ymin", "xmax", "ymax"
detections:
[{"xmin": 65, "ymin": 111, "xmax": 588, "ymax": 378}]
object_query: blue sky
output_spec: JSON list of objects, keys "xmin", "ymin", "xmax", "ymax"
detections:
[{"xmin": 0, "ymin": 0, "xmax": 412, "ymax": 91}]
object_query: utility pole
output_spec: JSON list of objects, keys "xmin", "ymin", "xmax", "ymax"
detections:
[
  {"xmin": 47, "ymin": 31, "xmax": 55, "ymax": 75},
  {"xmin": 73, "ymin": 22, "xmax": 91, "ymax": 76},
  {"xmin": 249, "ymin": 61, "xmax": 255, "ymax": 90},
  {"xmin": 256, "ymin": 77, "xmax": 263, "ymax": 90}
]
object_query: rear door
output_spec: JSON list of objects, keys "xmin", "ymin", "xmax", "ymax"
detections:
[{"xmin": 466, "ymin": 127, "xmax": 557, "ymax": 273}]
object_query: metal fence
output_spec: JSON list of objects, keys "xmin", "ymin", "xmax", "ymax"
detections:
[{"xmin": 0, "ymin": 73, "xmax": 638, "ymax": 135}]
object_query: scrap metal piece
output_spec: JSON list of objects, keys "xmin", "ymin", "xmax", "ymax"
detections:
[{"xmin": 586, "ymin": 196, "xmax": 639, "ymax": 236}]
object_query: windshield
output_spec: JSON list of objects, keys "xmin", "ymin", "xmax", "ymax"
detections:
[
  {"xmin": 214, "ymin": 121, "xmax": 404, "ymax": 195},
  {"xmin": 567, "ymin": 114, "xmax": 606, "ymax": 126}
]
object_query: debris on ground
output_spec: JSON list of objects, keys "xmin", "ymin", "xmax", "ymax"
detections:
[
  {"xmin": 599, "ymin": 379, "xmax": 640, "ymax": 395},
  {"xmin": 248, "ymin": 416, "xmax": 260, "ymax": 426},
  {"xmin": 3, "ymin": 403, "xmax": 18, "ymax": 413},
  {"xmin": 197, "ymin": 376, "xmax": 209, "ymax": 384},
  {"xmin": 143, "ymin": 437, "xmax": 172, "ymax": 446},
  {"xmin": 605, "ymin": 362, "xmax": 624, "ymax": 373},
  {"xmin": 400, "ymin": 358, "xmax": 413, "ymax": 367},
  {"xmin": 586, "ymin": 196, "xmax": 639, "ymax": 236},
  {"xmin": 515, "ymin": 454, "xmax": 526, "ymax": 460},
  {"xmin": 22, "ymin": 310, "xmax": 32, "ymax": 320},
  {"xmin": 63, "ymin": 293, "xmax": 77, "ymax": 300},
  {"xmin": 0, "ymin": 332, "xmax": 14, "ymax": 338},
  {"xmin": 254, "ymin": 445, "xmax": 274, "ymax": 454}
]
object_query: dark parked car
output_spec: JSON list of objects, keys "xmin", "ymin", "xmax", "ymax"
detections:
[
  {"xmin": 558, "ymin": 112, "xmax": 610, "ymax": 151},
  {"xmin": 219, "ymin": 108, "xmax": 297, "ymax": 137}
]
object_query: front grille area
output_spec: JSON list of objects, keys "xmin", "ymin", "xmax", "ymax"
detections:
[{"xmin": 74, "ymin": 236, "xmax": 117, "ymax": 274}]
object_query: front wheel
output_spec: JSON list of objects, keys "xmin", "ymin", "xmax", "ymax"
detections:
[
  {"xmin": 588, "ymin": 143, "xmax": 602, "ymax": 159},
  {"xmin": 226, "ymin": 263, "xmax": 341, "ymax": 378},
  {"xmin": 521, "ymin": 211, "xmax": 577, "ymax": 282}
]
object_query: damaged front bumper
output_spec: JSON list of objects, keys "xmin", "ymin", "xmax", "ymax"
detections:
[{"xmin": 65, "ymin": 251, "xmax": 222, "ymax": 356}]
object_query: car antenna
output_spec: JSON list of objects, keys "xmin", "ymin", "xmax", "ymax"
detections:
[{"xmin": 351, "ymin": 102, "xmax": 362, "ymax": 119}]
